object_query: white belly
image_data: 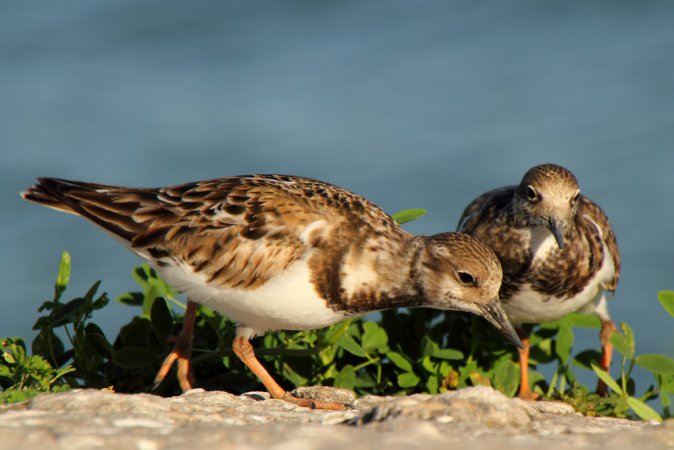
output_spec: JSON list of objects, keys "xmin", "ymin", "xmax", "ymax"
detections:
[
  {"xmin": 156, "ymin": 256, "xmax": 351, "ymax": 335},
  {"xmin": 504, "ymin": 283, "xmax": 604, "ymax": 324},
  {"xmin": 504, "ymin": 231, "xmax": 616, "ymax": 325}
]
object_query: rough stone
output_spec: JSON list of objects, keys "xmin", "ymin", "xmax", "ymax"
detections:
[{"xmin": 0, "ymin": 386, "xmax": 671, "ymax": 450}]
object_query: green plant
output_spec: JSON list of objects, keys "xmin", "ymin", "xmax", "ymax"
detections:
[
  {"xmin": 586, "ymin": 292, "xmax": 674, "ymax": 421},
  {"xmin": 0, "ymin": 252, "xmax": 80, "ymax": 403},
  {"xmin": 0, "ymin": 337, "xmax": 73, "ymax": 403}
]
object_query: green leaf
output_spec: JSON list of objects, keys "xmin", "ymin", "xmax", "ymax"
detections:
[
  {"xmin": 361, "ymin": 322, "xmax": 388, "ymax": 352},
  {"xmin": 92, "ymin": 291, "xmax": 110, "ymax": 310},
  {"xmin": 610, "ymin": 332, "xmax": 633, "ymax": 360},
  {"xmin": 391, "ymin": 209, "xmax": 427, "ymax": 225},
  {"xmin": 2, "ymin": 351, "xmax": 16, "ymax": 364},
  {"xmin": 51, "ymin": 365, "xmax": 76, "ymax": 383},
  {"xmin": 469, "ymin": 371, "xmax": 487, "ymax": 386},
  {"xmin": 660, "ymin": 388, "xmax": 671, "ymax": 408},
  {"xmin": 565, "ymin": 313, "xmax": 601, "ymax": 329},
  {"xmin": 635, "ymin": 354, "xmax": 674, "ymax": 374},
  {"xmin": 591, "ymin": 363, "xmax": 623, "ymax": 395},
  {"xmin": 386, "ymin": 351, "xmax": 413, "ymax": 372},
  {"xmin": 116, "ymin": 292, "xmax": 144, "ymax": 307},
  {"xmin": 539, "ymin": 314, "xmax": 573, "ymax": 329},
  {"xmin": 426, "ymin": 375, "xmax": 439, "ymax": 394},
  {"xmin": 84, "ymin": 323, "xmax": 113, "ymax": 358},
  {"xmin": 433, "ymin": 347, "xmax": 464, "ymax": 361},
  {"xmin": 626, "ymin": 397, "xmax": 662, "ymax": 422},
  {"xmin": 85, "ymin": 331, "xmax": 113, "ymax": 359},
  {"xmin": 421, "ymin": 355, "xmax": 438, "ymax": 374},
  {"xmin": 354, "ymin": 371, "xmax": 377, "ymax": 389},
  {"xmin": 51, "ymin": 298, "xmax": 86, "ymax": 327},
  {"xmin": 55, "ymin": 251, "xmax": 71, "ymax": 299},
  {"xmin": 493, "ymin": 360, "xmax": 519, "ymax": 397},
  {"xmin": 420, "ymin": 336, "xmax": 436, "ymax": 357},
  {"xmin": 658, "ymin": 291, "xmax": 674, "ymax": 319},
  {"xmin": 131, "ymin": 264, "xmax": 152, "ymax": 289},
  {"xmin": 397, "ymin": 372, "xmax": 421, "ymax": 388},
  {"xmin": 335, "ymin": 335, "xmax": 367, "ymax": 358},
  {"xmin": 661, "ymin": 374, "xmax": 674, "ymax": 394},
  {"xmin": 83, "ymin": 281, "xmax": 101, "ymax": 302},
  {"xmin": 419, "ymin": 337, "xmax": 463, "ymax": 360},
  {"xmin": 112, "ymin": 347, "xmax": 157, "ymax": 369},
  {"xmin": 150, "ymin": 297, "xmax": 174, "ymax": 344},
  {"xmin": 142, "ymin": 284, "xmax": 159, "ymax": 318},
  {"xmin": 620, "ymin": 322, "xmax": 635, "ymax": 358},
  {"xmin": 533, "ymin": 336, "xmax": 553, "ymax": 359},
  {"xmin": 324, "ymin": 320, "xmax": 351, "ymax": 345},
  {"xmin": 555, "ymin": 324, "xmax": 574, "ymax": 363},
  {"xmin": 333, "ymin": 365, "xmax": 356, "ymax": 389}
]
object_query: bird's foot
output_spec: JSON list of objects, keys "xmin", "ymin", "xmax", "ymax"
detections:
[
  {"xmin": 279, "ymin": 392, "xmax": 350, "ymax": 411},
  {"xmin": 517, "ymin": 388, "xmax": 541, "ymax": 401},
  {"xmin": 154, "ymin": 333, "xmax": 196, "ymax": 392},
  {"xmin": 153, "ymin": 301, "xmax": 198, "ymax": 392}
]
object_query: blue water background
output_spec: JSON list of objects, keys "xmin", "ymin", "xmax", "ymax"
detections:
[{"xmin": 1, "ymin": 1, "xmax": 673, "ymax": 392}]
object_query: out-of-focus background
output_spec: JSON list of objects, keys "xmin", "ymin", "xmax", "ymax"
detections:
[{"xmin": 2, "ymin": 1, "xmax": 673, "ymax": 389}]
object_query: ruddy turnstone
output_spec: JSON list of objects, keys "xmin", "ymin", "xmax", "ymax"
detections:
[
  {"xmin": 23, "ymin": 174, "xmax": 522, "ymax": 410},
  {"xmin": 457, "ymin": 164, "xmax": 620, "ymax": 399}
]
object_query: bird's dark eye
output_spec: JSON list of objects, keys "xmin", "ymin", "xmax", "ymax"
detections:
[
  {"xmin": 571, "ymin": 190, "xmax": 580, "ymax": 204},
  {"xmin": 457, "ymin": 271, "xmax": 476, "ymax": 286},
  {"xmin": 526, "ymin": 185, "xmax": 539, "ymax": 202}
]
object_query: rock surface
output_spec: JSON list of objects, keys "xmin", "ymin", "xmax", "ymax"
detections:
[{"xmin": 0, "ymin": 386, "xmax": 672, "ymax": 450}]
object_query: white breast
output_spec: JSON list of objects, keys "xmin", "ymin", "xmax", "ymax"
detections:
[
  {"xmin": 504, "ymin": 225, "xmax": 616, "ymax": 324},
  {"xmin": 156, "ymin": 255, "xmax": 351, "ymax": 336},
  {"xmin": 529, "ymin": 226, "xmax": 557, "ymax": 262}
]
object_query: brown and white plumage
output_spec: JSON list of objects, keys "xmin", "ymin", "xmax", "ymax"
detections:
[
  {"xmin": 458, "ymin": 164, "xmax": 620, "ymax": 399},
  {"xmin": 23, "ymin": 174, "xmax": 521, "ymax": 409}
]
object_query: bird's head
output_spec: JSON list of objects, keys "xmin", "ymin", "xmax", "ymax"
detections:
[
  {"xmin": 514, "ymin": 163, "xmax": 581, "ymax": 249},
  {"xmin": 416, "ymin": 232, "xmax": 522, "ymax": 349}
]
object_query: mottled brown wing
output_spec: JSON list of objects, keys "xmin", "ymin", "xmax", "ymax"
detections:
[
  {"xmin": 457, "ymin": 186, "xmax": 515, "ymax": 233},
  {"xmin": 578, "ymin": 195, "xmax": 621, "ymax": 292},
  {"xmin": 22, "ymin": 175, "xmax": 401, "ymax": 290}
]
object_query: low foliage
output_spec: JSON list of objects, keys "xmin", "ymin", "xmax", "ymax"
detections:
[
  {"xmin": 3, "ymin": 214, "xmax": 674, "ymax": 420},
  {"xmin": 0, "ymin": 337, "xmax": 73, "ymax": 403}
]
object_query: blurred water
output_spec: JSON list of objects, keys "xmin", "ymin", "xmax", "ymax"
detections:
[{"xmin": 2, "ymin": 1, "xmax": 673, "ymax": 391}]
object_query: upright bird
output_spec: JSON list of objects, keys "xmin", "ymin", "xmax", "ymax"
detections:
[
  {"xmin": 23, "ymin": 174, "xmax": 522, "ymax": 409},
  {"xmin": 457, "ymin": 164, "xmax": 619, "ymax": 399}
]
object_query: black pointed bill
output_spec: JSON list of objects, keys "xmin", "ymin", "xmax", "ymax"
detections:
[
  {"xmin": 479, "ymin": 299, "xmax": 523, "ymax": 350},
  {"xmin": 546, "ymin": 217, "xmax": 565, "ymax": 249}
]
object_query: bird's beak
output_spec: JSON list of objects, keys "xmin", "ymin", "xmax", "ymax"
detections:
[
  {"xmin": 479, "ymin": 299, "xmax": 523, "ymax": 350},
  {"xmin": 546, "ymin": 217, "xmax": 566, "ymax": 249}
]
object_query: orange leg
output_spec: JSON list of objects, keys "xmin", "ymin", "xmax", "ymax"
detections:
[
  {"xmin": 232, "ymin": 336, "xmax": 347, "ymax": 410},
  {"xmin": 154, "ymin": 300, "xmax": 198, "ymax": 392},
  {"xmin": 516, "ymin": 328, "xmax": 539, "ymax": 400},
  {"xmin": 596, "ymin": 319, "xmax": 617, "ymax": 396}
]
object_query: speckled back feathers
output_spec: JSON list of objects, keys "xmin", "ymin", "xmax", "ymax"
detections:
[{"xmin": 23, "ymin": 175, "xmax": 404, "ymax": 290}]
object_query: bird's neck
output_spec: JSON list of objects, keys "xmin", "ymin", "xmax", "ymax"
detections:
[
  {"xmin": 322, "ymin": 235, "xmax": 426, "ymax": 313},
  {"xmin": 372, "ymin": 237, "xmax": 427, "ymax": 308}
]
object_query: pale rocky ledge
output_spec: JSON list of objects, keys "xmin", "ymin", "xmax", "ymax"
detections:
[{"xmin": 1, "ymin": 386, "xmax": 672, "ymax": 450}]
